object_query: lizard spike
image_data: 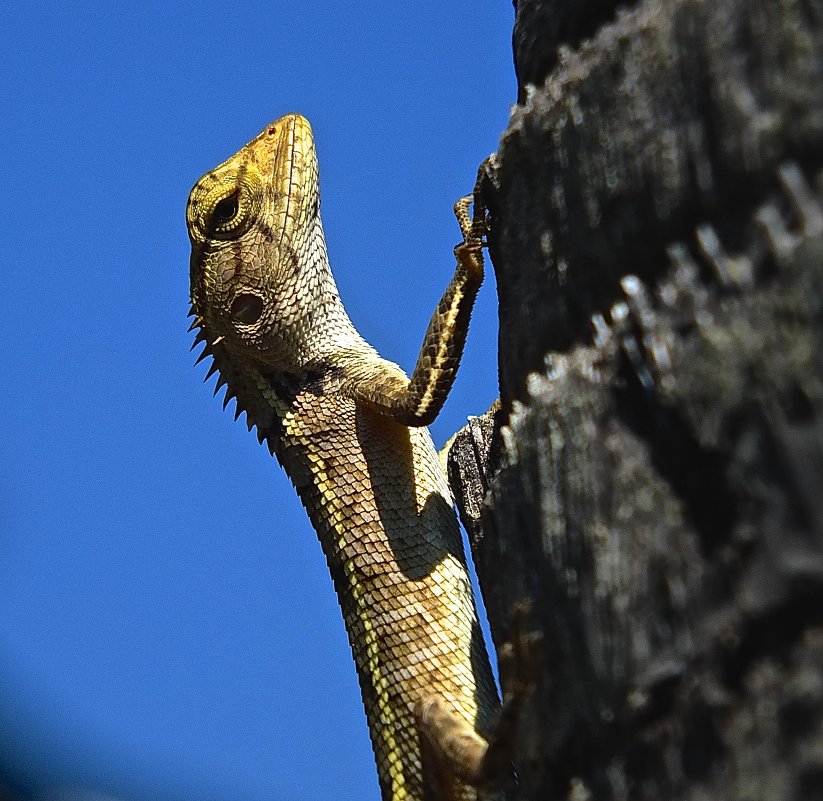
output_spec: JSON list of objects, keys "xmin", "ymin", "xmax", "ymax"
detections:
[
  {"xmin": 222, "ymin": 391, "xmax": 236, "ymax": 411},
  {"xmin": 212, "ymin": 376, "xmax": 228, "ymax": 397},
  {"xmin": 187, "ymin": 316, "xmax": 203, "ymax": 333},
  {"xmin": 212, "ymin": 335, "xmax": 226, "ymax": 346},
  {"xmin": 234, "ymin": 404, "xmax": 244, "ymax": 422},
  {"xmin": 190, "ymin": 329, "xmax": 208, "ymax": 351},
  {"xmin": 194, "ymin": 346, "xmax": 212, "ymax": 366},
  {"xmin": 203, "ymin": 362, "xmax": 220, "ymax": 382},
  {"xmin": 186, "ymin": 304, "xmax": 197, "ymax": 318}
]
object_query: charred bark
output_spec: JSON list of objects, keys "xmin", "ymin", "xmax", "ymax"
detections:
[{"xmin": 450, "ymin": 2, "xmax": 823, "ymax": 799}]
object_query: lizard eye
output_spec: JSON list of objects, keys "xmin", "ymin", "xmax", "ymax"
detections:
[
  {"xmin": 212, "ymin": 192, "xmax": 239, "ymax": 225},
  {"xmin": 207, "ymin": 188, "xmax": 247, "ymax": 237},
  {"xmin": 187, "ymin": 168, "xmax": 263, "ymax": 244},
  {"xmin": 231, "ymin": 292, "xmax": 264, "ymax": 324}
]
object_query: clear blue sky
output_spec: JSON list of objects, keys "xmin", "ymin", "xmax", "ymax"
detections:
[{"xmin": 0, "ymin": 4, "xmax": 514, "ymax": 800}]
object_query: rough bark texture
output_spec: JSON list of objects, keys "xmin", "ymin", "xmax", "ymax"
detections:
[{"xmin": 450, "ymin": 1, "xmax": 823, "ymax": 799}]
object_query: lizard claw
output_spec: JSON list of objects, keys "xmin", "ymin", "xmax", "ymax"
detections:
[{"xmin": 454, "ymin": 186, "xmax": 488, "ymax": 284}]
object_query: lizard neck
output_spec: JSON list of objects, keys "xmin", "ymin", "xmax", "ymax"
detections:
[{"xmin": 270, "ymin": 212, "xmax": 371, "ymax": 373}]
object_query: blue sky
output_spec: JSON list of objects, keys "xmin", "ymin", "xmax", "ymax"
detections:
[{"xmin": 0, "ymin": 4, "xmax": 514, "ymax": 800}]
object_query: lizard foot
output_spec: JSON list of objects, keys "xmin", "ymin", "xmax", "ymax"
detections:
[
  {"xmin": 453, "ymin": 160, "xmax": 492, "ymax": 285},
  {"xmin": 414, "ymin": 603, "xmax": 542, "ymax": 795}
]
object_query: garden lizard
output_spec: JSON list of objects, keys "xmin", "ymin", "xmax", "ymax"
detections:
[{"xmin": 186, "ymin": 113, "xmax": 508, "ymax": 801}]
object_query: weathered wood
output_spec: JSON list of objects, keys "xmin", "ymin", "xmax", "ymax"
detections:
[{"xmin": 450, "ymin": 1, "xmax": 823, "ymax": 799}]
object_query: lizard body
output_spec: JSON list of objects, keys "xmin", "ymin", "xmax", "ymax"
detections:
[{"xmin": 186, "ymin": 114, "xmax": 502, "ymax": 800}]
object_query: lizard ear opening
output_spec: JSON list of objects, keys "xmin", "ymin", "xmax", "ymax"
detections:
[{"xmin": 231, "ymin": 293, "xmax": 264, "ymax": 324}]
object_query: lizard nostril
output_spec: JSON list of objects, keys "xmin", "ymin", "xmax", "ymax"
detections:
[{"xmin": 231, "ymin": 293, "xmax": 264, "ymax": 324}]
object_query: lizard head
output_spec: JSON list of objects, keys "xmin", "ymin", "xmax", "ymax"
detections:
[{"xmin": 186, "ymin": 113, "xmax": 326, "ymax": 372}]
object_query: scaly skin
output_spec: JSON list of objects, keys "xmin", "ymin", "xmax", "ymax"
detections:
[{"xmin": 186, "ymin": 114, "xmax": 502, "ymax": 800}]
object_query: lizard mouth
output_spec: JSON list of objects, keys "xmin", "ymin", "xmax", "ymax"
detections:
[{"xmin": 230, "ymin": 293, "xmax": 264, "ymax": 324}]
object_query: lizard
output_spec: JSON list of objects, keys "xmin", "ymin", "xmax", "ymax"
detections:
[{"xmin": 186, "ymin": 113, "xmax": 511, "ymax": 801}]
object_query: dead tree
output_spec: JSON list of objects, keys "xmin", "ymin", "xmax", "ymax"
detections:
[{"xmin": 450, "ymin": 2, "xmax": 823, "ymax": 799}]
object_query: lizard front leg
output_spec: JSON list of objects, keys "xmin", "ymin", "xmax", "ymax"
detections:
[{"xmin": 339, "ymin": 193, "xmax": 487, "ymax": 427}]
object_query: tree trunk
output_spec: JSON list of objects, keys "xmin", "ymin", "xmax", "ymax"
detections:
[{"xmin": 449, "ymin": 1, "xmax": 823, "ymax": 799}]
